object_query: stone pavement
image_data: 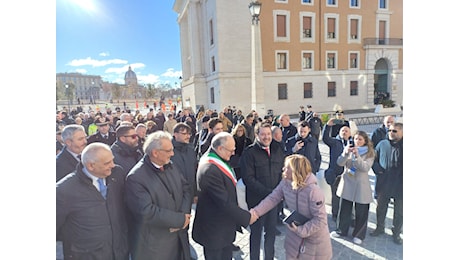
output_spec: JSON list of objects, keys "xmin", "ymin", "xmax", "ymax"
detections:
[{"xmin": 188, "ymin": 139, "xmax": 403, "ymax": 260}]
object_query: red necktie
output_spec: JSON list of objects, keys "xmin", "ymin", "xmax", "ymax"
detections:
[
  {"xmin": 159, "ymin": 166, "xmax": 164, "ymax": 171},
  {"xmin": 264, "ymin": 147, "xmax": 270, "ymax": 157}
]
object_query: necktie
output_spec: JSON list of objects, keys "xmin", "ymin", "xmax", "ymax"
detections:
[
  {"xmin": 77, "ymin": 154, "xmax": 81, "ymax": 161},
  {"xmin": 159, "ymin": 166, "xmax": 164, "ymax": 171},
  {"xmin": 264, "ymin": 147, "xmax": 270, "ymax": 157},
  {"xmin": 97, "ymin": 178, "xmax": 107, "ymax": 199}
]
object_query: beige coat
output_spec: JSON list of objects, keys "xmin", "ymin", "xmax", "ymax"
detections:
[{"xmin": 336, "ymin": 152, "xmax": 374, "ymax": 204}]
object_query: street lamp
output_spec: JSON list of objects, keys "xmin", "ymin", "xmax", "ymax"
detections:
[
  {"xmin": 249, "ymin": 1, "xmax": 264, "ymax": 113},
  {"xmin": 249, "ymin": 1, "xmax": 261, "ymax": 24},
  {"xmin": 65, "ymin": 83, "xmax": 71, "ymax": 112}
]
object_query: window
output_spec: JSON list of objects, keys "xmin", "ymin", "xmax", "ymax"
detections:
[
  {"xmin": 209, "ymin": 19, "xmax": 214, "ymax": 45},
  {"xmin": 349, "ymin": 52, "xmax": 358, "ymax": 69},
  {"xmin": 278, "ymin": 83, "xmax": 288, "ymax": 100},
  {"xmin": 302, "ymin": 52, "xmax": 313, "ymax": 70},
  {"xmin": 276, "ymin": 14, "xmax": 287, "ymax": 37},
  {"xmin": 302, "ymin": 16, "xmax": 312, "ymax": 38},
  {"xmin": 379, "ymin": 20, "xmax": 386, "ymax": 44},
  {"xmin": 350, "ymin": 0, "xmax": 358, "ymax": 7},
  {"xmin": 211, "ymin": 56, "xmax": 216, "ymax": 72},
  {"xmin": 327, "ymin": 52, "xmax": 336, "ymax": 69},
  {"xmin": 350, "ymin": 18, "xmax": 358, "ymax": 39},
  {"xmin": 303, "ymin": 82, "xmax": 312, "ymax": 98},
  {"xmin": 327, "ymin": 18, "xmax": 336, "ymax": 39},
  {"xmin": 327, "ymin": 82, "xmax": 336, "ymax": 97},
  {"xmin": 379, "ymin": 0, "xmax": 387, "ymax": 9},
  {"xmin": 210, "ymin": 87, "xmax": 215, "ymax": 103},
  {"xmin": 274, "ymin": 10, "xmax": 290, "ymax": 41},
  {"xmin": 302, "ymin": 0, "xmax": 312, "ymax": 4},
  {"xmin": 276, "ymin": 52, "xmax": 288, "ymax": 70},
  {"xmin": 327, "ymin": 0, "xmax": 336, "ymax": 6},
  {"xmin": 350, "ymin": 81, "xmax": 358, "ymax": 96}
]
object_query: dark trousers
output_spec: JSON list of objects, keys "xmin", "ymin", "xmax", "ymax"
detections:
[
  {"xmin": 249, "ymin": 207, "xmax": 277, "ymax": 260},
  {"xmin": 330, "ymin": 176, "xmax": 341, "ymax": 220},
  {"xmin": 375, "ymin": 194, "xmax": 403, "ymax": 236},
  {"xmin": 203, "ymin": 244, "xmax": 233, "ymax": 260},
  {"xmin": 337, "ymin": 198, "xmax": 369, "ymax": 240}
]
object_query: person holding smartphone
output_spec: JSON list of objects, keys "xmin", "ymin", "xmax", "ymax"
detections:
[
  {"xmin": 330, "ymin": 131, "xmax": 375, "ymax": 245},
  {"xmin": 330, "ymin": 110, "xmax": 350, "ymax": 138}
]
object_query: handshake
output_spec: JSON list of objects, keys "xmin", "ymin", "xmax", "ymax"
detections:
[{"xmin": 249, "ymin": 209, "xmax": 259, "ymax": 225}]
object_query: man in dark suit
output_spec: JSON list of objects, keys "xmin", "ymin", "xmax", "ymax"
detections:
[
  {"xmin": 87, "ymin": 116, "xmax": 116, "ymax": 146},
  {"xmin": 125, "ymin": 131, "xmax": 192, "ymax": 260},
  {"xmin": 56, "ymin": 124, "xmax": 87, "ymax": 182},
  {"xmin": 111, "ymin": 125, "xmax": 143, "ymax": 178},
  {"xmin": 56, "ymin": 143, "xmax": 129, "ymax": 260},
  {"xmin": 240, "ymin": 122, "xmax": 285, "ymax": 260},
  {"xmin": 371, "ymin": 123, "xmax": 403, "ymax": 245},
  {"xmin": 192, "ymin": 132, "xmax": 257, "ymax": 260}
]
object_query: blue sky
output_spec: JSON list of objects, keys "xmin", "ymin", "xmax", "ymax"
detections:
[{"xmin": 56, "ymin": 0, "xmax": 182, "ymax": 86}]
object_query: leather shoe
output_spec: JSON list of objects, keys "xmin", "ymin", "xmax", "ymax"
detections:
[
  {"xmin": 370, "ymin": 228, "xmax": 384, "ymax": 237},
  {"xmin": 393, "ymin": 235, "xmax": 403, "ymax": 245},
  {"xmin": 231, "ymin": 244, "xmax": 240, "ymax": 251}
]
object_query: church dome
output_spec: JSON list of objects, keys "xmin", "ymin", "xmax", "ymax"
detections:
[{"xmin": 124, "ymin": 66, "xmax": 137, "ymax": 80}]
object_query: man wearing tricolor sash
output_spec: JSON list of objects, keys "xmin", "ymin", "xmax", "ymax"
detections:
[{"xmin": 192, "ymin": 132, "xmax": 258, "ymax": 260}]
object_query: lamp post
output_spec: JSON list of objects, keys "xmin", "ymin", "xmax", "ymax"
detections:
[
  {"xmin": 249, "ymin": 1, "xmax": 264, "ymax": 113},
  {"xmin": 65, "ymin": 83, "xmax": 71, "ymax": 112}
]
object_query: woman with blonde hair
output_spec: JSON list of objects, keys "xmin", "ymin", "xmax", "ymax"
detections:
[
  {"xmin": 229, "ymin": 124, "xmax": 252, "ymax": 179},
  {"xmin": 251, "ymin": 154, "xmax": 332, "ymax": 260},
  {"xmin": 330, "ymin": 130, "xmax": 375, "ymax": 245}
]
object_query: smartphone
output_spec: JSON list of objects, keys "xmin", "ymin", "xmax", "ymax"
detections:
[
  {"xmin": 296, "ymin": 136, "xmax": 303, "ymax": 144},
  {"xmin": 348, "ymin": 139, "xmax": 355, "ymax": 147},
  {"xmin": 333, "ymin": 119, "xmax": 344, "ymax": 124}
]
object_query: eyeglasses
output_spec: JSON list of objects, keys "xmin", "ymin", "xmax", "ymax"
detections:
[
  {"xmin": 389, "ymin": 129, "xmax": 398, "ymax": 133},
  {"xmin": 123, "ymin": 134, "xmax": 138, "ymax": 139},
  {"xmin": 178, "ymin": 132, "xmax": 191, "ymax": 136},
  {"xmin": 221, "ymin": 146, "xmax": 236, "ymax": 153},
  {"xmin": 158, "ymin": 148, "xmax": 174, "ymax": 153}
]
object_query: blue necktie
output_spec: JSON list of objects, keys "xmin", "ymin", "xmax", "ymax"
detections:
[{"xmin": 97, "ymin": 178, "xmax": 107, "ymax": 199}]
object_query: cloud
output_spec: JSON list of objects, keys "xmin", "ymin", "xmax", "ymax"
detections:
[
  {"xmin": 138, "ymin": 74, "xmax": 161, "ymax": 84},
  {"xmin": 99, "ymin": 52, "xmax": 110, "ymax": 57},
  {"xmin": 104, "ymin": 63, "xmax": 145, "ymax": 75},
  {"xmin": 161, "ymin": 68, "xmax": 182, "ymax": 78},
  {"xmin": 75, "ymin": 68, "xmax": 88, "ymax": 74},
  {"xmin": 67, "ymin": 57, "xmax": 127, "ymax": 67}
]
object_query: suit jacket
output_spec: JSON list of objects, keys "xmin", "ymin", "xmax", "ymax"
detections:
[
  {"xmin": 125, "ymin": 156, "xmax": 192, "ymax": 260},
  {"xmin": 56, "ymin": 164, "xmax": 129, "ymax": 260},
  {"xmin": 286, "ymin": 133, "xmax": 321, "ymax": 174},
  {"xmin": 192, "ymin": 149, "xmax": 251, "ymax": 250},
  {"xmin": 111, "ymin": 140, "xmax": 143, "ymax": 178},
  {"xmin": 87, "ymin": 131, "xmax": 116, "ymax": 146},
  {"xmin": 240, "ymin": 141, "xmax": 284, "ymax": 208},
  {"xmin": 56, "ymin": 148, "xmax": 79, "ymax": 182}
]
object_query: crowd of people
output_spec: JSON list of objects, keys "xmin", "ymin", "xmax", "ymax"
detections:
[{"xmin": 56, "ymin": 103, "xmax": 403, "ymax": 260}]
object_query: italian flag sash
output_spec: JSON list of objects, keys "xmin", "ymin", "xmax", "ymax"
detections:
[{"xmin": 200, "ymin": 152, "xmax": 237, "ymax": 186}]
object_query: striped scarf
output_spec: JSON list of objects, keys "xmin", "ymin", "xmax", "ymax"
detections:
[{"xmin": 200, "ymin": 152, "xmax": 237, "ymax": 186}]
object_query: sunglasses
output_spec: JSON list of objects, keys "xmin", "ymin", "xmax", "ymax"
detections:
[{"xmin": 123, "ymin": 134, "xmax": 138, "ymax": 139}]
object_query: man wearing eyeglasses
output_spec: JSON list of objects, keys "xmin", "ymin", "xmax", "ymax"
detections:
[
  {"xmin": 371, "ymin": 122, "xmax": 403, "ymax": 245},
  {"xmin": 171, "ymin": 123, "xmax": 199, "ymax": 204},
  {"xmin": 111, "ymin": 125, "xmax": 143, "ymax": 177},
  {"xmin": 125, "ymin": 131, "xmax": 193, "ymax": 260}
]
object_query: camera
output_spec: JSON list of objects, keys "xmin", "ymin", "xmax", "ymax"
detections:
[{"xmin": 333, "ymin": 119, "xmax": 345, "ymax": 124}]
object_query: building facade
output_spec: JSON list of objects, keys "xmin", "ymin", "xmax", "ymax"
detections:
[
  {"xmin": 56, "ymin": 73, "xmax": 103, "ymax": 104},
  {"xmin": 173, "ymin": 0, "xmax": 403, "ymax": 115}
]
